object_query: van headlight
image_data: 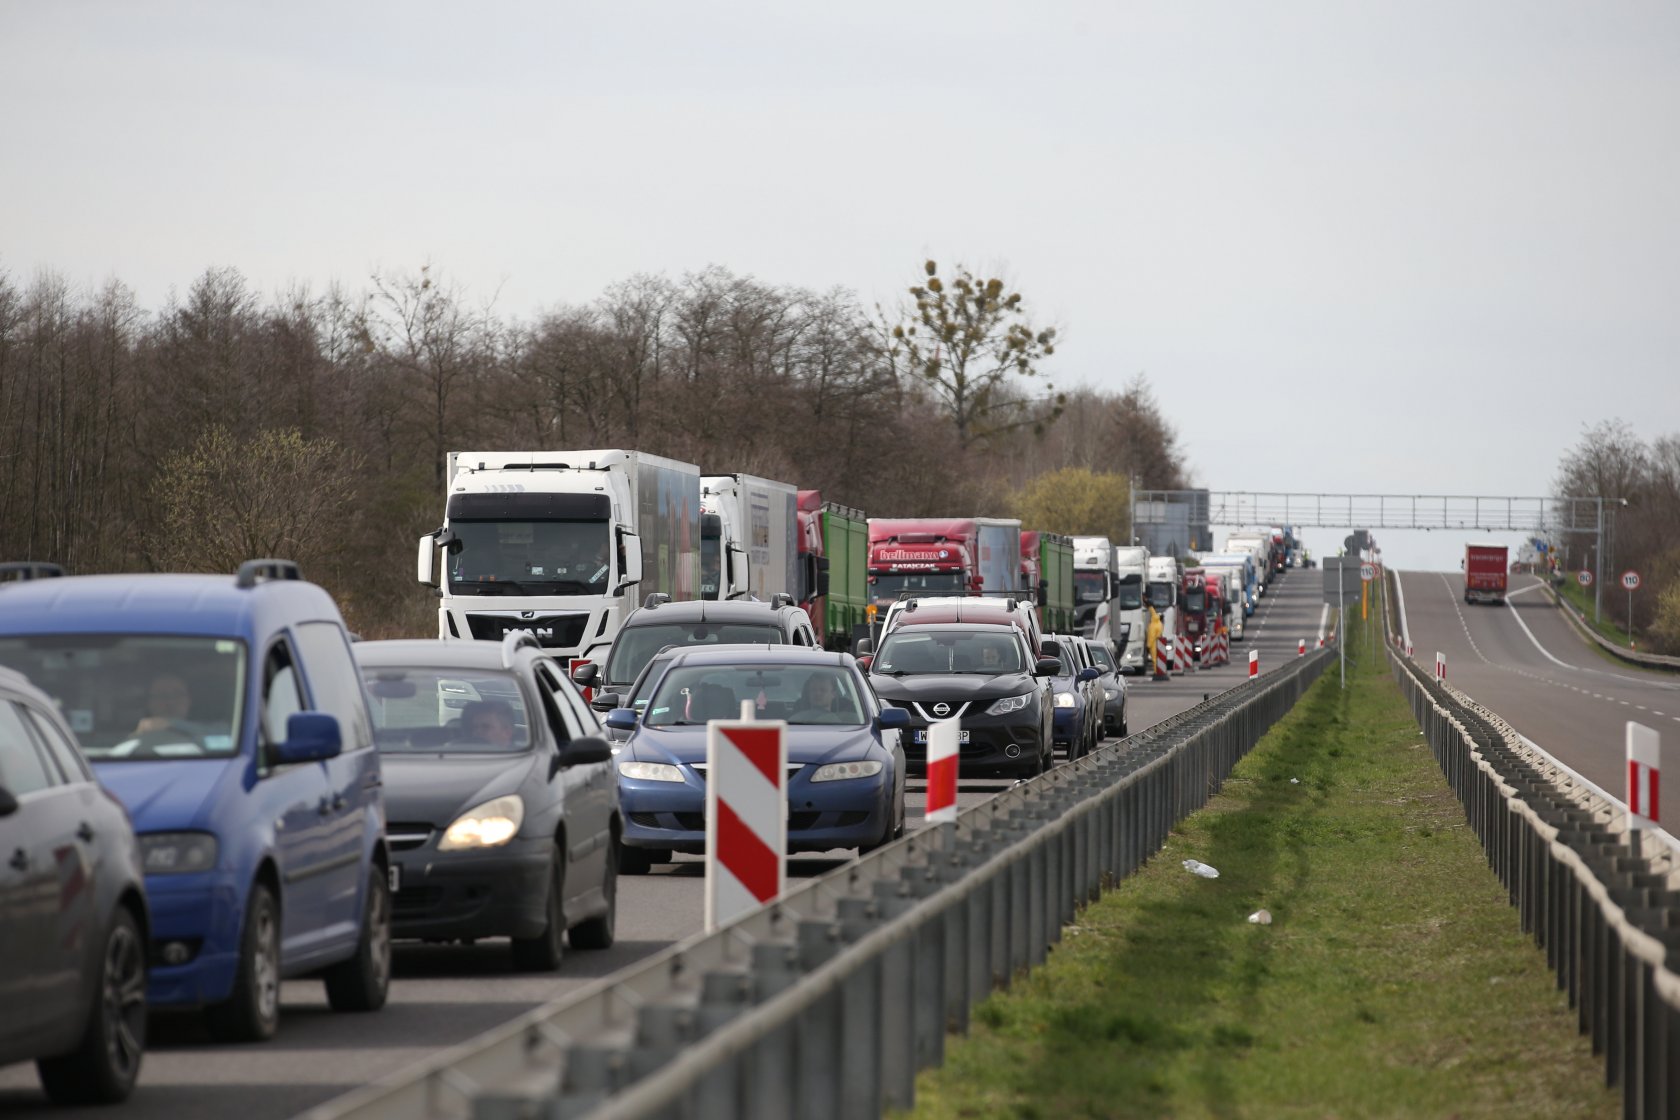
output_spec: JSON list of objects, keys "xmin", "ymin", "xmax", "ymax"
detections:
[
  {"xmin": 140, "ymin": 833, "xmax": 219, "ymax": 874},
  {"xmin": 438, "ymin": 796, "xmax": 524, "ymax": 851}
]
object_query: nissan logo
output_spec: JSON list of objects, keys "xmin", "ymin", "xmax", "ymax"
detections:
[{"xmin": 932, "ymin": 703, "xmax": 951, "ymax": 717}]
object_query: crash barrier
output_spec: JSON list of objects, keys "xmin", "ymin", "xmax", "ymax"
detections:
[
  {"xmin": 308, "ymin": 649, "xmax": 1334, "ymax": 1120},
  {"xmin": 1542, "ymin": 584, "xmax": 1680, "ymax": 673},
  {"xmin": 1388, "ymin": 650, "xmax": 1680, "ymax": 1118}
]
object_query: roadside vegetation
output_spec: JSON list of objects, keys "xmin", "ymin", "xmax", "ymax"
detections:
[
  {"xmin": 899, "ymin": 613, "xmax": 1615, "ymax": 1120},
  {"xmin": 0, "ymin": 260, "xmax": 1188, "ymax": 636}
]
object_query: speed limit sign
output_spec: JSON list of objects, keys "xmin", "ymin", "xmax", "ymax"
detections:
[
  {"xmin": 1577, "ymin": 570, "xmax": 1593, "ymax": 587},
  {"xmin": 1359, "ymin": 563, "xmax": 1375, "ymax": 582},
  {"xmin": 1622, "ymin": 570, "xmax": 1642, "ymax": 591}
]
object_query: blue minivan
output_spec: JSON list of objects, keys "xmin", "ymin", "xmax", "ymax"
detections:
[{"xmin": 0, "ymin": 560, "xmax": 391, "ymax": 1041}]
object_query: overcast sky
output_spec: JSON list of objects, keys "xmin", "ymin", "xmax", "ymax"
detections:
[{"xmin": 4, "ymin": 1, "xmax": 1676, "ymax": 572}]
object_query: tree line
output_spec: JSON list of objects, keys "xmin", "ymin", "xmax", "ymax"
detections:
[
  {"xmin": 1551, "ymin": 420, "xmax": 1680, "ymax": 652},
  {"xmin": 0, "ymin": 261, "xmax": 1188, "ymax": 636}
]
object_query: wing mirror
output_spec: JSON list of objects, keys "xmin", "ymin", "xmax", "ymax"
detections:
[
  {"xmin": 1033, "ymin": 657, "xmax": 1062, "ymax": 677},
  {"xmin": 604, "ymin": 708, "xmax": 638, "ymax": 732},
  {"xmin": 1078, "ymin": 667, "xmax": 1101, "ymax": 683},
  {"xmin": 273, "ymin": 712, "xmax": 343, "ymax": 765},
  {"xmin": 561, "ymin": 735, "xmax": 614, "ymax": 766},
  {"xmin": 876, "ymin": 707, "xmax": 909, "ymax": 730},
  {"xmin": 571, "ymin": 662, "xmax": 600, "ymax": 686},
  {"xmin": 590, "ymin": 691, "xmax": 624, "ymax": 713}
]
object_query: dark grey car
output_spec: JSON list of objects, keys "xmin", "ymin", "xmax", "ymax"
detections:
[{"xmin": 0, "ymin": 666, "xmax": 150, "ymax": 1105}]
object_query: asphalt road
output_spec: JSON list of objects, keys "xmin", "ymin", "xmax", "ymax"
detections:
[
  {"xmin": 1396, "ymin": 570, "xmax": 1680, "ymax": 796},
  {"xmin": 0, "ymin": 570, "xmax": 1329, "ymax": 1119}
]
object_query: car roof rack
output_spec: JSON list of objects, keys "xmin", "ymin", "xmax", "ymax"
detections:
[
  {"xmin": 0, "ymin": 562, "xmax": 67, "ymax": 583},
  {"xmin": 236, "ymin": 559, "xmax": 303, "ymax": 589},
  {"xmin": 502, "ymin": 630, "xmax": 542, "ymax": 668}
]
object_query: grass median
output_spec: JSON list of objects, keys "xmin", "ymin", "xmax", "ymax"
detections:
[{"xmin": 897, "ymin": 621, "xmax": 1616, "ymax": 1120}]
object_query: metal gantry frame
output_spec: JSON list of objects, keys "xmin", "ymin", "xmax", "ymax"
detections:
[{"xmin": 1129, "ymin": 490, "xmax": 1609, "ymax": 621}]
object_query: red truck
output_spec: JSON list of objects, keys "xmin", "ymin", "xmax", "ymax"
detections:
[
  {"xmin": 867, "ymin": 517, "xmax": 1021, "ymax": 608},
  {"xmin": 1180, "ymin": 567, "xmax": 1228, "ymax": 663},
  {"xmin": 1464, "ymin": 544, "xmax": 1509, "ymax": 605}
]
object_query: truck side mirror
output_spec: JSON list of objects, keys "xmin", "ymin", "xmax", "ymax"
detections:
[
  {"xmin": 618, "ymin": 532, "xmax": 643, "ymax": 589},
  {"xmin": 1037, "ymin": 578, "xmax": 1048, "ymax": 607},
  {"xmin": 728, "ymin": 543, "xmax": 748, "ymax": 590},
  {"xmin": 417, "ymin": 534, "xmax": 439, "ymax": 587}
]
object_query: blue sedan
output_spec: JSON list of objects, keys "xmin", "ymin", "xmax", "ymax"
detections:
[{"xmin": 605, "ymin": 647, "xmax": 909, "ymax": 872}]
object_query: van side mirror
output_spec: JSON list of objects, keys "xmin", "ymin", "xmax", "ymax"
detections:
[
  {"xmin": 604, "ymin": 709, "xmax": 638, "ymax": 731},
  {"xmin": 273, "ymin": 713, "xmax": 343, "ymax": 765}
]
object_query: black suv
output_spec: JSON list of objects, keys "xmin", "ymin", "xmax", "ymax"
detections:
[
  {"xmin": 584, "ymin": 594, "xmax": 818, "ymax": 711},
  {"xmin": 864, "ymin": 623, "xmax": 1057, "ymax": 777}
]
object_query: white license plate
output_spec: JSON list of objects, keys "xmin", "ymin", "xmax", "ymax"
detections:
[
  {"xmin": 388, "ymin": 864, "xmax": 402, "ymax": 894},
  {"xmin": 913, "ymin": 729, "xmax": 970, "ymax": 745}
]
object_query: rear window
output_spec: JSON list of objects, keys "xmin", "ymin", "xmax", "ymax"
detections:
[{"xmin": 603, "ymin": 622, "xmax": 784, "ymax": 687}]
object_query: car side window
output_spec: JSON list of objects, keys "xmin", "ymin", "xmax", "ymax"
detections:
[
  {"xmin": 0, "ymin": 700, "xmax": 57, "ymax": 796},
  {"xmin": 294, "ymin": 621, "xmax": 375, "ymax": 753},
  {"xmin": 262, "ymin": 642, "xmax": 306, "ymax": 747},
  {"xmin": 22, "ymin": 707, "xmax": 91, "ymax": 783},
  {"xmin": 537, "ymin": 663, "xmax": 595, "ymax": 738}
]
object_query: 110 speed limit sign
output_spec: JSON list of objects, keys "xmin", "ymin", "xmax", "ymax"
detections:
[{"xmin": 1622, "ymin": 570, "xmax": 1642, "ymax": 592}]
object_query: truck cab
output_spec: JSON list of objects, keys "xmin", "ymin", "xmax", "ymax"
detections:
[
  {"xmin": 1144, "ymin": 555, "xmax": 1180, "ymax": 663},
  {"xmin": 866, "ymin": 518, "xmax": 1022, "ymax": 609},
  {"xmin": 1111, "ymin": 546, "xmax": 1151, "ymax": 675},
  {"xmin": 699, "ymin": 474, "xmax": 798, "ymax": 602}
]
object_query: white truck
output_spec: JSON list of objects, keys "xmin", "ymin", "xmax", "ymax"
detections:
[
  {"xmin": 1192, "ymin": 553, "xmax": 1250, "ymax": 639},
  {"xmin": 418, "ymin": 449, "xmax": 702, "ymax": 672},
  {"xmin": 699, "ymin": 474, "xmax": 799, "ymax": 601},
  {"xmin": 1145, "ymin": 554, "xmax": 1180, "ymax": 669},
  {"xmin": 1223, "ymin": 534, "xmax": 1270, "ymax": 598},
  {"xmin": 1112, "ymin": 546, "xmax": 1151, "ymax": 674},
  {"xmin": 1071, "ymin": 536, "xmax": 1117, "ymax": 644}
]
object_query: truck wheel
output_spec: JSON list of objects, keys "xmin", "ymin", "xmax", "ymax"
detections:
[
  {"xmin": 323, "ymin": 869, "xmax": 391, "ymax": 1012},
  {"xmin": 205, "ymin": 883, "xmax": 281, "ymax": 1042}
]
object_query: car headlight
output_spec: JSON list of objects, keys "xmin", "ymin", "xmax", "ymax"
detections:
[
  {"xmin": 985, "ymin": 693, "xmax": 1033, "ymax": 716},
  {"xmin": 1104, "ymin": 688, "xmax": 1120, "ymax": 701},
  {"xmin": 810, "ymin": 760, "xmax": 884, "ymax": 782},
  {"xmin": 1119, "ymin": 623, "xmax": 1131, "ymax": 636},
  {"xmin": 618, "ymin": 760, "xmax": 686, "ymax": 783},
  {"xmin": 140, "ymin": 832, "xmax": 218, "ymax": 875},
  {"xmin": 1054, "ymin": 692, "xmax": 1076, "ymax": 708},
  {"xmin": 438, "ymin": 795, "xmax": 525, "ymax": 851}
]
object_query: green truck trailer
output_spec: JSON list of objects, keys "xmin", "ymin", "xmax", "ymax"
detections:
[
  {"xmin": 1022, "ymin": 530, "xmax": 1076, "ymax": 634},
  {"xmin": 798, "ymin": 491, "xmax": 868, "ymax": 651}
]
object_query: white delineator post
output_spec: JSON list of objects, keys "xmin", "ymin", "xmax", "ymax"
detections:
[
  {"xmin": 1627, "ymin": 721, "xmax": 1662, "ymax": 836},
  {"xmin": 924, "ymin": 719, "xmax": 960, "ymax": 824},
  {"xmin": 1297, "ymin": 638, "xmax": 1305, "ymax": 657},
  {"xmin": 1248, "ymin": 649, "xmax": 1259, "ymax": 679},
  {"xmin": 704, "ymin": 712, "xmax": 787, "ymax": 933},
  {"xmin": 1435, "ymin": 652, "xmax": 1446, "ymax": 681}
]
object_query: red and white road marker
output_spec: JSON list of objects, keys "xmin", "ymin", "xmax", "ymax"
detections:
[
  {"xmin": 1247, "ymin": 649, "xmax": 1259, "ymax": 679},
  {"xmin": 925, "ymin": 719, "xmax": 960, "ymax": 825},
  {"xmin": 1435, "ymin": 652, "xmax": 1446, "ymax": 681},
  {"xmin": 704, "ymin": 715, "xmax": 787, "ymax": 932},
  {"xmin": 1156, "ymin": 635, "xmax": 1174, "ymax": 678},
  {"xmin": 1297, "ymin": 638, "xmax": 1305, "ymax": 657},
  {"xmin": 1627, "ymin": 722, "xmax": 1662, "ymax": 831}
]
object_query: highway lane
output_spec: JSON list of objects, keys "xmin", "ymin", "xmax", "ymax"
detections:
[
  {"xmin": 1398, "ymin": 570, "xmax": 1680, "ymax": 795},
  {"xmin": 0, "ymin": 569, "xmax": 1327, "ymax": 1119}
]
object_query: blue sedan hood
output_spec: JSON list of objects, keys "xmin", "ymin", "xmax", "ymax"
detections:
[
  {"xmin": 630, "ymin": 726, "xmax": 881, "ymax": 767},
  {"xmin": 94, "ymin": 759, "xmax": 239, "ymax": 832}
]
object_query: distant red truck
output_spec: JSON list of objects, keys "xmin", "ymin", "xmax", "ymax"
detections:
[{"xmin": 1464, "ymin": 544, "xmax": 1509, "ymax": 604}]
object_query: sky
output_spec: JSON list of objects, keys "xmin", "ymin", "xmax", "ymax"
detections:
[{"xmin": 3, "ymin": 1, "xmax": 1677, "ymax": 573}]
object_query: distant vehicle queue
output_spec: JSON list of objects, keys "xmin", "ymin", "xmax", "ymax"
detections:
[{"xmin": 0, "ymin": 445, "xmax": 1300, "ymax": 1103}]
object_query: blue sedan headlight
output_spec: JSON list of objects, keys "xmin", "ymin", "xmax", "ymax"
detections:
[
  {"xmin": 619, "ymin": 761, "xmax": 685, "ymax": 782},
  {"xmin": 810, "ymin": 760, "xmax": 883, "ymax": 782}
]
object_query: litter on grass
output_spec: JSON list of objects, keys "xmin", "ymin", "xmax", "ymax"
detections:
[
  {"xmin": 1248, "ymin": 909, "xmax": 1273, "ymax": 925},
  {"xmin": 1182, "ymin": 859, "xmax": 1220, "ymax": 879},
  {"xmin": 1289, "ymin": 778, "xmax": 1300, "ymax": 784}
]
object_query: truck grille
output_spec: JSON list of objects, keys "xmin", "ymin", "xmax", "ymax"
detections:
[{"xmin": 465, "ymin": 613, "xmax": 589, "ymax": 648}]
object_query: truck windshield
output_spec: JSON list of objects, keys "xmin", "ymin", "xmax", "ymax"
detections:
[
  {"xmin": 0, "ymin": 635, "xmax": 247, "ymax": 760},
  {"xmin": 1184, "ymin": 590, "xmax": 1206, "ymax": 613},
  {"xmin": 604, "ymin": 623, "xmax": 785, "ymax": 688},
  {"xmin": 1116, "ymin": 574, "xmax": 1143, "ymax": 609},
  {"xmin": 1147, "ymin": 581, "xmax": 1175, "ymax": 610},
  {"xmin": 1073, "ymin": 571, "xmax": 1107, "ymax": 604},
  {"xmin": 869, "ymin": 572, "xmax": 968, "ymax": 603},
  {"xmin": 700, "ymin": 535, "xmax": 723, "ymax": 600},
  {"xmin": 448, "ymin": 519, "xmax": 611, "ymax": 596}
]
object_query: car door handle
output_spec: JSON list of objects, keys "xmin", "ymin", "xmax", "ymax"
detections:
[
  {"xmin": 76, "ymin": 822, "xmax": 94, "ymax": 843},
  {"xmin": 7, "ymin": 848, "xmax": 26, "ymax": 872}
]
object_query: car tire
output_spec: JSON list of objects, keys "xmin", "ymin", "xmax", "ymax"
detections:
[
  {"xmin": 205, "ymin": 883, "xmax": 281, "ymax": 1042},
  {"xmin": 618, "ymin": 845, "xmax": 655, "ymax": 876},
  {"xmin": 37, "ymin": 905, "xmax": 147, "ymax": 1104},
  {"xmin": 323, "ymin": 868, "xmax": 392, "ymax": 1012},
  {"xmin": 569, "ymin": 838, "xmax": 618, "ymax": 951},
  {"xmin": 511, "ymin": 846, "xmax": 566, "ymax": 972}
]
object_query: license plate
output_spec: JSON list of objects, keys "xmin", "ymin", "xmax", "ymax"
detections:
[
  {"xmin": 388, "ymin": 864, "xmax": 402, "ymax": 894},
  {"xmin": 913, "ymin": 729, "xmax": 970, "ymax": 745}
]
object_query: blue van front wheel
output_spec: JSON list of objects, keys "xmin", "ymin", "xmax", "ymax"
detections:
[{"xmin": 205, "ymin": 884, "xmax": 281, "ymax": 1042}]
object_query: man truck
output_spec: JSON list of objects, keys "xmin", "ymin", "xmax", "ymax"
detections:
[
  {"xmin": 418, "ymin": 449, "xmax": 701, "ymax": 675},
  {"xmin": 1112, "ymin": 545, "xmax": 1151, "ymax": 674},
  {"xmin": 1072, "ymin": 536, "xmax": 1118, "ymax": 645},
  {"xmin": 1464, "ymin": 543, "xmax": 1510, "ymax": 605},
  {"xmin": 699, "ymin": 474, "xmax": 798, "ymax": 602}
]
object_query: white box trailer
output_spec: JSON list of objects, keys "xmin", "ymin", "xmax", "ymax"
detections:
[
  {"xmin": 700, "ymin": 474, "xmax": 799, "ymax": 602},
  {"xmin": 419, "ymin": 449, "xmax": 702, "ymax": 669}
]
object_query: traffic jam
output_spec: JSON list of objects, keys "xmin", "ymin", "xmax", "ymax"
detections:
[{"xmin": 0, "ymin": 448, "xmax": 1306, "ymax": 1104}]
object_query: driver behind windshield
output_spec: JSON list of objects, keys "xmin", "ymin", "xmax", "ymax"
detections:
[{"xmin": 133, "ymin": 672, "xmax": 193, "ymax": 736}]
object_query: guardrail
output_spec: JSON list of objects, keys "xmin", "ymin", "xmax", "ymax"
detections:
[
  {"xmin": 307, "ymin": 650, "xmax": 1333, "ymax": 1120},
  {"xmin": 1541, "ymin": 583, "xmax": 1680, "ymax": 672},
  {"xmin": 1388, "ymin": 648, "xmax": 1680, "ymax": 1118}
]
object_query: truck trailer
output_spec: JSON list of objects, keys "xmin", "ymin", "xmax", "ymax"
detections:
[
  {"xmin": 419, "ymin": 449, "xmax": 701, "ymax": 672},
  {"xmin": 1021, "ymin": 530, "xmax": 1075, "ymax": 634},
  {"xmin": 798, "ymin": 491, "xmax": 868, "ymax": 651},
  {"xmin": 1464, "ymin": 543, "xmax": 1510, "ymax": 605}
]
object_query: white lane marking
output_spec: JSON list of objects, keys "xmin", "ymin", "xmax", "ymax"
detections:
[
  {"xmin": 1503, "ymin": 594, "xmax": 1580, "ymax": 671},
  {"xmin": 1439, "ymin": 573, "xmax": 1493, "ymax": 664},
  {"xmin": 1506, "ymin": 581, "xmax": 1544, "ymax": 598},
  {"xmin": 1317, "ymin": 604, "xmax": 1329, "ymax": 643},
  {"xmin": 1394, "ymin": 570, "xmax": 1412, "ymax": 651}
]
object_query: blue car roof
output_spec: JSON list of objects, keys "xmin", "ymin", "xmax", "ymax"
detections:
[{"xmin": 0, "ymin": 573, "xmax": 343, "ymax": 638}]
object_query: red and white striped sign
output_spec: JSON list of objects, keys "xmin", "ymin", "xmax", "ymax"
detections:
[
  {"xmin": 1176, "ymin": 633, "xmax": 1196, "ymax": 672},
  {"xmin": 1298, "ymin": 638, "xmax": 1305, "ymax": 656},
  {"xmin": 704, "ymin": 719, "xmax": 787, "ymax": 931},
  {"xmin": 1247, "ymin": 649, "xmax": 1259, "ymax": 679},
  {"xmin": 1155, "ymin": 635, "xmax": 1173, "ymax": 678},
  {"xmin": 925, "ymin": 719, "xmax": 960, "ymax": 825},
  {"xmin": 1435, "ymin": 652, "xmax": 1446, "ymax": 681},
  {"xmin": 1627, "ymin": 722, "xmax": 1661, "ymax": 829}
]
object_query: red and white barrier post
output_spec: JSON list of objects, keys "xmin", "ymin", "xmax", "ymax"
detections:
[
  {"xmin": 1155, "ymin": 635, "xmax": 1173, "ymax": 679},
  {"xmin": 1297, "ymin": 638, "xmax": 1305, "ymax": 657},
  {"xmin": 1435, "ymin": 652, "xmax": 1446, "ymax": 681},
  {"xmin": 925, "ymin": 719, "xmax": 960, "ymax": 826},
  {"xmin": 1627, "ymin": 722, "xmax": 1662, "ymax": 838},
  {"xmin": 704, "ymin": 710, "xmax": 787, "ymax": 932},
  {"xmin": 1247, "ymin": 649, "xmax": 1259, "ymax": 679}
]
